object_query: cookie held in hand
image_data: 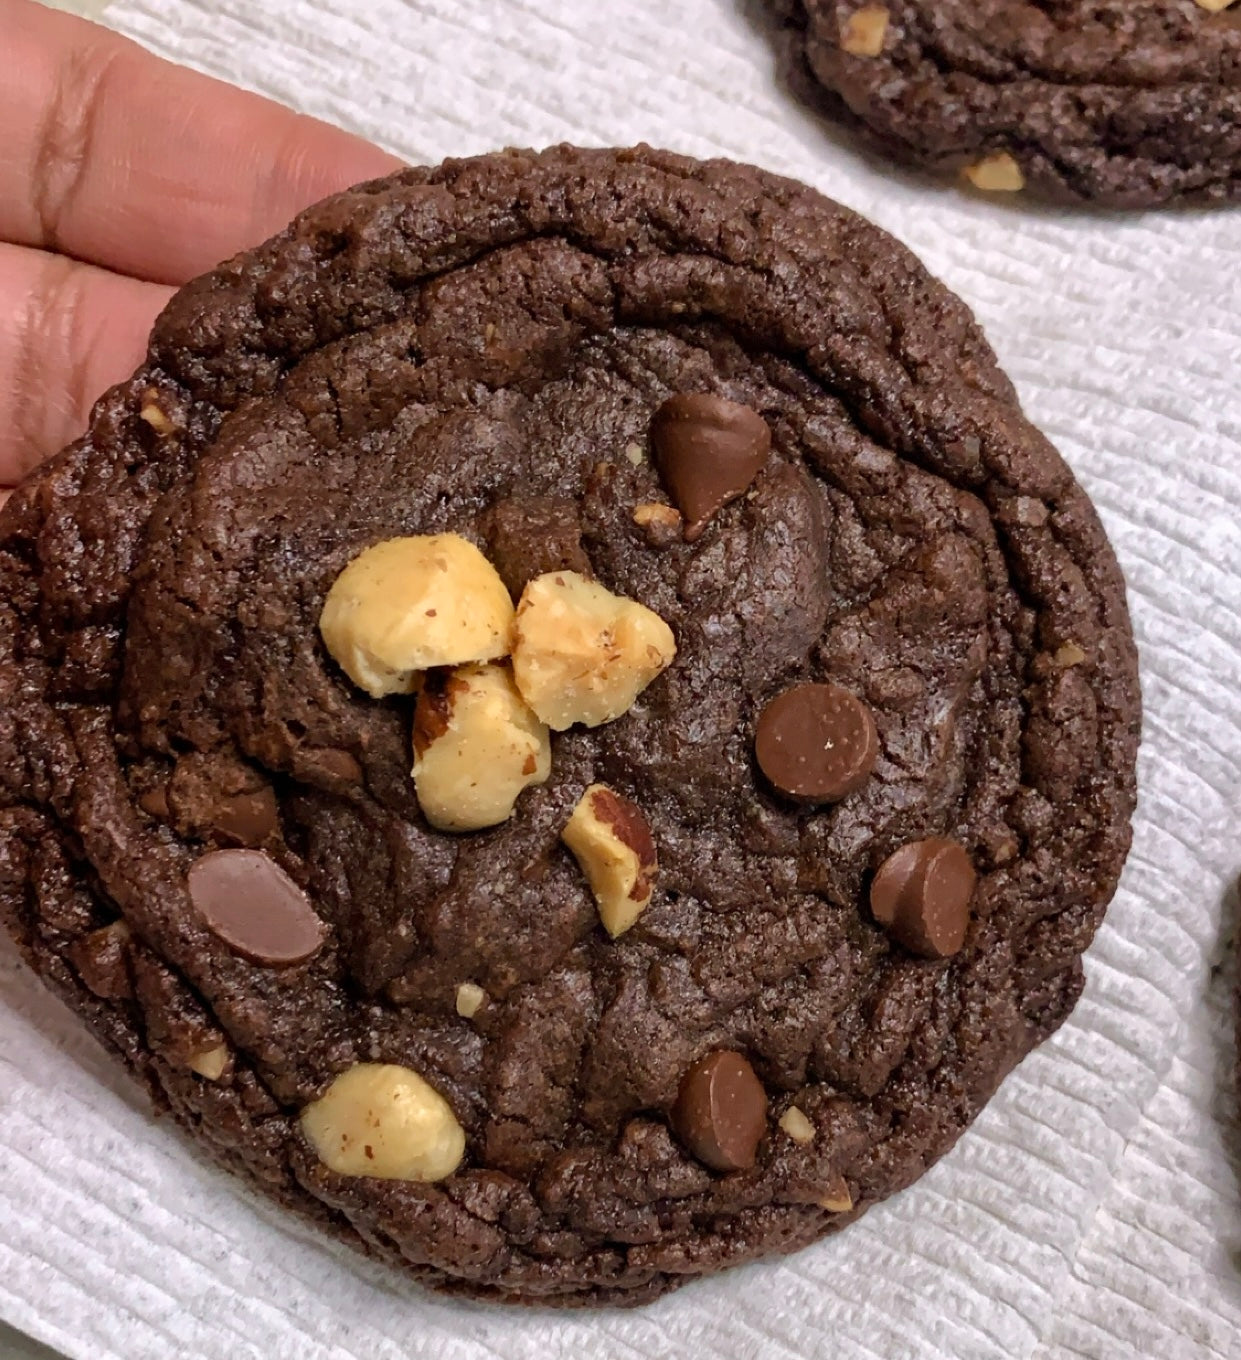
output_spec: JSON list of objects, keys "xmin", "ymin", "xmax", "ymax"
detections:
[{"xmin": 0, "ymin": 146, "xmax": 1138, "ymax": 1305}]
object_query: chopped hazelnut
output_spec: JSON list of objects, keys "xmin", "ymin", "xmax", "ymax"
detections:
[
  {"xmin": 841, "ymin": 5, "xmax": 889, "ymax": 57},
  {"xmin": 963, "ymin": 153, "xmax": 1026, "ymax": 193},
  {"xmin": 1053, "ymin": 641, "xmax": 1087, "ymax": 668},
  {"xmin": 778, "ymin": 1106, "xmax": 816, "ymax": 1145},
  {"xmin": 187, "ymin": 1045, "xmax": 230, "ymax": 1081},
  {"xmin": 511, "ymin": 572, "xmax": 676, "ymax": 730},
  {"xmin": 633, "ymin": 502, "xmax": 682, "ymax": 531},
  {"xmin": 455, "ymin": 982, "xmax": 486, "ymax": 1018},
  {"xmin": 320, "ymin": 534, "xmax": 514, "ymax": 698},
  {"xmin": 562, "ymin": 784, "xmax": 658, "ymax": 937},
  {"xmin": 819, "ymin": 1177, "xmax": 854, "ymax": 1213},
  {"xmin": 412, "ymin": 663, "xmax": 551, "ymax": 832},
  {"xmin": 139, "ymin": 399, "xmax": 176, "ymax": 435},
  {"xmin": 300, "ymin": 1062, "xmax": 465, "ymax": 1182}
]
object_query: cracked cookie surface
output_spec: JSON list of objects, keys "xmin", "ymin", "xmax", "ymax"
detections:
[
  {"xmin": 0, "ymin": 146, "xmax": 1139, "ymax": 1305},
  {"xmin": 787, "ymin": 0, "xmax": 1241, "ymax": 206}
]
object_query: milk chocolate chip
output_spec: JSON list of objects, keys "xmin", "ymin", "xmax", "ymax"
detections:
[
  {"xmin": 755, "ymin": 683, "xmax": 878, "ymax": 803},
  {"xmin": 672, "ymin": 1050, "xmax": 768, "ymax": 1172},
  {"xmin": 651, "ymin": 394, "xmax": 771, "ymax": 541},
  {"xmin": 869, "ymin": 838, "xmax": 976, "ymax": 958},
  {"xmin": 188, "ymin": 849, "xmax": 327, "ymax": 966}
]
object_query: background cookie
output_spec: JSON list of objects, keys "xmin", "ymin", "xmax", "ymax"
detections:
[
  {"xmin": 0, "ymin": 146, "xmax": 1139, "ymax": 1305},
  {"xmin": 785, "ymin": 0, "xmax": 1241, "ymax": 207}
]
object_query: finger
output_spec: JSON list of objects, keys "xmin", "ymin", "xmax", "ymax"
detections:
[
  {"xmin": 0, "ymin": 0, "xmax": 403, "ymax": 286},
  {"xmin": 0, "ymin": 240, "xmax": 172, "ymax": 484}
]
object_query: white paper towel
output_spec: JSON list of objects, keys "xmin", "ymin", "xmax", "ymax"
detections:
[{"xmin": 1, "ymin": 2, "xmax": 1239, "ymax": 1357}]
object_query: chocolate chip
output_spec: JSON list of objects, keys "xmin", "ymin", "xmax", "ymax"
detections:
[
  {"xmin": 650, "ymin": 394, "xmax": 771, "ymax": 541},
  {"xmin": 213, "ymin": 788, "xmax": 279, "ymax": 846},
  {"xmin": 869, "ymin": 838, "xmax": 976, "ymax": 959},
  {"xmin": 671, "ymin": 1050, "xmax": 768, "ymax": 1172},
  {"xmin": 187, "ymin": 849, "xmax": 326, "ymax": 966},
  {"xmin": 755, "ymin": 683, "xmax": 878, "ymax": 803},
  {"xmin": 294, "ymin": 747, "xmax": 364, "ymax": 788},
  {"xmin": 138, "ymin": 786, "xmax": 170, "ymax": 820}
]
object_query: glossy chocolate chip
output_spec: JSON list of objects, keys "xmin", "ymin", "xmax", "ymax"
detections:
[
  {"xmin": 755, "ymin": 683, "xmax": 879, "ymax": 803},
  {"xmin": 869, "ymin": 838, "xmax": 977, "ymax": 959},
  {"xmin": 650, "ymin": 393, "xmax": 771, "ymax": 541},
  {"xmin": 187, "ymin": 849, "xmax": 326, "ymax": 966},
  {"xmin": 213, "ymin": 788, "xmax": 279, "ymax": 846},
  {"xmin": 671, "ymin": 1050, "xmax": 768, "ymax": 1172}
]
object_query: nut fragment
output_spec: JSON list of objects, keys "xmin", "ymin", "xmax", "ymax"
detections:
[
  {"xmin": 623, "ymin": 442, "xmax": 645, "ymax": 466},
  {"xmin": 139, "ymin": 393, "xmax": 176, "ymax": 435},
  {"xmin": 320, "ymin": 534, "xmax": 514, "ymax": 698},
  {"xmin": 778, "ymin": 1106, "xmax": 815, "ymax": 1145},
  {"xmin": 455, "ymin": 982, "xmax": 486, "ymax": 1018},
  {"xmin": 818, "ymin": 1177, "xmax": 854, "ymax": 1213},
  {"xmin": 512, "ymin": 572, "xmax": 676, "ymax": 729},
  {"xmin": 1053, "ymin": 641, "xmax": 1087, "ymax": 668},
  {"xmin": 1196, "ymin": 0, "xmax": 1238, "ymax": 11},
  {"xmin": 187, "ymin": 1045, "xmax": 230, "ymax": 1081},
  {"xmin": 632, "ymin": 502, "xmax": 682, "ymax": 531},
  {"xmin": 300, "ymin": 1062, "xmax": 465, "ymax": 1182},
  {"xmin": 412, "ymin": 664, "xmax": 551, "ymax": 832},
  {"xmin": 841, "ymin": 5, "xmax": 889, "ymax": 56},
  {"xmin": 963, "ymin": 152, "xmax": 1026, "ymax": 193},
  {"xmin": 562, "ymin": 784, "xmax": 657, "ymax": 937}
]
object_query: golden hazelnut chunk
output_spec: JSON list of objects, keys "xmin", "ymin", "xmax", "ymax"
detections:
[
  {"xmin": 139, "ymin": 396, "xmax": 176, "ymax": 435},
  {"xmin": 841, "ymin": 5, "xmax": 889, "ymax": 56},
  {"xmin": 632, "ymin": 502, "xmax": 683, "ymax": 531},
  {"xmin": 511, "ymin": 572, "xmax": 676, "ymax": 729},
  {"xmin": 1053, "ymin": 641, "xmax": 1087, "ymax": 668},
  {"xmin": 455, "ymin": 982, "xmax": 486, "ymax": 1018},
  {"xmin": 1196, "ymin": 0, "xmax": 1237, "ymax": 11},
  {"xmin": 819, "ymin": 1177, "xmax": 854, "ymax": 1213},
  {"xmin": 778, "ymin": 1106, "xmax": 816, "ymax": 1145},
  {"xmin": 187, "ymin": 1045, "xmax": 230, "ymax": 1081},
  {"xmin": 320, "ymin": 534, "xmax": 514, "ymax": 698},
  {"xmin": 562, "ymin": 784, "xmax": 658, "ymax": 937},
  {"xmin": 412, "ymin": 663, "xmax": 551, "ymax": 832},
  {"xmin": 963, "ymin": 152, "xmax": 1026, "ymax": 193},
  {"xmin": 301, "ymin": 1062, "xmax": 465, "ymax": 1182}
]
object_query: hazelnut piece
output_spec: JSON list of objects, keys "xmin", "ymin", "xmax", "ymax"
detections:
[
  {"xmin": 412, "ymin": 663, "xmax": 551, "ymax": 832},
  {"xmin": 512, "ymin": 572, "xmax": 676, "ymax": 730},
  {"xmin": 561, "ymin": 784, "xmax": 658, "ymax": 937},
  {"xmin": 778, "ymin": 1106, "xmax": 816, "ymax": 1145},
  {"xmin": 819, "ymin": 1177, "xmax": 854, "ymax": 1212},
  {"xmin": 187, "ymin": 1045, "xmax": 230, "ymax": 1081},
  {"xmin": 319, "ymin": 534, "xmax": 514, "ymax": 698},
  {"xmin": 841, "ymin": 5, "xmax": 889, "ymax": 56},
  {"xmin": 300, "ymin": 1062, "xmax": 465, "ymax": 1182},
  {"xmin": 963, "ymin": 152, "xmax": 1026, "ymax": 193},
  {"xmin": 455, "ymin": 982, "xmax": 486, "ymax": 1018}
]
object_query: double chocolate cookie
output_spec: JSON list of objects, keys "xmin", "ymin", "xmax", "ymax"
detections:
[
  {"xmin": 785, "ymin": 1, "xmax": 1241, "ymax": 206},
  {"xmin": 0, "ymin": 146, "xmax": 1139, "ymax": 1305}
]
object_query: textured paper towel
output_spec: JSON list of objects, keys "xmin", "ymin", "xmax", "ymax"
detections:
[{"xmin": 1, "ymin": 2, "xmax": 1239, "ymax": 1357}]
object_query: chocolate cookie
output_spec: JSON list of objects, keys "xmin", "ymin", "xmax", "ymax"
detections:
[
  {"xmin": 784, "ymin": 1, "xmax": 1241, "ymax": 206},
  {"xmin": 0, "ymin": 146, "xmax": 1140, "ymax": 1305}
]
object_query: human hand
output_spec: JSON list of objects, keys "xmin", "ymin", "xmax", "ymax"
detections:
[{"xmin": 0, "ymin": 0, "xmax": 402, "ymax": 509}]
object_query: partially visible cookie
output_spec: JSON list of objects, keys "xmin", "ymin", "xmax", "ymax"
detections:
[{"xmin": 786, "ymin": 1, "xmax": 1241, "ymax": 207}]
